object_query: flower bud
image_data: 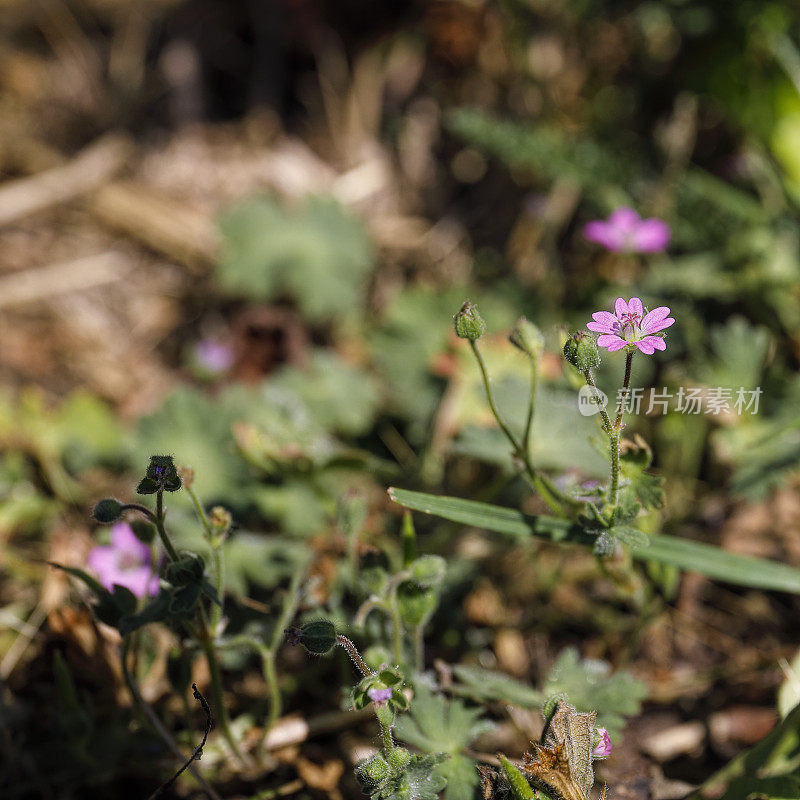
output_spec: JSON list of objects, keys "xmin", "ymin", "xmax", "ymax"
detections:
[
  {"xmin": 138, "ymin": 455, "xmax": 182, "ymax": 494},
  {"xmin": 563, "ymin": 331, "xmax": 601, "ymax": 371},
  {"xmin": 284, "ymin": 619, "xmax": 337, "ymax": 655},
  {"xmin": 178, "ymin": 466, "xmax": 195, "ymax": 489},
  {"xmin": 355, "ymin": 753, "xmax": 390, "ymax": 787},
  {"xmin": 509, "ymin": 316, "xmax": 545, "ymax": 360},
  {"xmin": 409, "ymin": 555, "xmax": 446, "ymax": 587},
  {"xmin": 453, "ymin": 300, "xmax": 486, "ymax": 341},
  {"xmin": 387, "ymin": 747, "xmax": 412, "ymax": 771},
  {"xmin": 209, "ymin": 506, "xmax": 232, "ymax": 540},
  {"xmin": 92, "ymin": 498, "xmax": 123, "ymax": 524}
]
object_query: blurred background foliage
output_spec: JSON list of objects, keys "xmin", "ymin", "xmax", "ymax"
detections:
[{"xmin": 2, "ymin": 0, "xmax": 800, "ymax": 797}]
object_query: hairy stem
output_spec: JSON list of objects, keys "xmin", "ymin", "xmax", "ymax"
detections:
[{"xmin": 336, "ymin": 635, "xmax": 373, "ymax": 677}]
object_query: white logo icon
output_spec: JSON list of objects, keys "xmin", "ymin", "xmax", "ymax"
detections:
[{"xmin": 577, "ymin": 385, "xmax": 608, "ymax": 416}]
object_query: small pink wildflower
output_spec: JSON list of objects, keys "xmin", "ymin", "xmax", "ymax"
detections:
[
  {"xmin": 587, "ymin": 297, "xmax": 674, "ymax": 355},
  {"xmin": 367, "ymin": 687, "xmax": 393, "ymax": 706},
  {"xmin": 193, "ymin": 338, "xmax": 234, "ymax": 374},
  {"xmin": 592, "ymin": 727, "xmax": 612, "ymax": 759},
  {"xmin": 87, "ymin": 522, "xmax": 159, "ymax": 598},
  {"xmin": 583, "ymin": 208, "xmax": 670, "ymax": 253}
]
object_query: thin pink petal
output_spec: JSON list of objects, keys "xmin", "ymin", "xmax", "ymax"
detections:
[
  {"xmin": 583, "ymin": 221, "xmax": 619, "ymax": 251},
  {"xmin": 641, "ymin": 335, "xmax": 666, "ymax": 351},
  {"xmin": 87, "ymin": 546, "xmax": 119, "ymax": 586},
  {"xmin": 592, "ymin": 311, "xmax": 619, "ymax": 327},
  {"xmin": 635, "ymin": 340, "xmax": 656, "ymax": 355},
  {"xmin": 627, "ymin": 297, "xmax": 644, "ymax": 317},
  {"xmin": 614, "ymin": 297, "xmax": 629, "ymax": 317},
  {"xmin": 641, "ymin": 306, "xmax": 670, "ymax": 328},
  {"xmin": 597, "ymin": 334, "xmax": 628, "ymax": 351},
  {"xmin": 642, "ymin": 316, "xmax": 674, "ymax": 334},
  {"xmin": 632, "ymin": 219, "xmax": 670, "ymax": 252},
  {"xmin": 110, "ymin": 522, "xmax": 151, "ymax": 562},
  {"xmin": 587, "ymin": 321, "xmax": 616, "ymax": 334},
  {"xmin": 114, "ymin": 567, "xmax": 156, "ymax": 599},
  {"xmin": 607, "ymin": 207, "xmax": 640, "ymax": 232}
]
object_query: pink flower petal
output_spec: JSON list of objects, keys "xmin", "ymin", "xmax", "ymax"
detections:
[
  {"xmin": 635, "ymin": 340, "xmax": 656, "ymax": 355},
  {"xmin": 592, "ymin": 311, "xmax": 619, "ymax": 328},
  {"xmin": 87, "ymin": 546, "xmax": 119, "ymax": 588},
  {"xmin": 607, "ymin": 207, "xmax": 640, "ymax": 232},
  {"xmin": 642, "ymin": 313, "xmax": 674, "ymax": 334},
  {"xmin": 632, "ymin": 219, "xmax": 670, "ymax": 252},
  {"xmin": 641, "ymin": 335, "xmax": 666, "ymax": 351},
  {"xmin": 597, "ymin": 334, "xmax": 628, "ymax": 351},
  {"xmin": 583, "ymin": 221, "xmax": 618, "ymax": 251},
  {"xmin": 110, "ymin": 522, "xmax": 151, "ymax": 562},
  {"xmin": 641, "ymin": 306, "xmax": 670, "ymax": 327},
  {"xmin": 114, "ymin": 567, "xmax": 158, "ymax": 599},
  {"xmin": 587, "ymin": 321, "xmax": 616, "ymax": 334},
  {"xmin": 627, "ymin": 297, "xmax": 644, "ymax": 317},
  {"xmin": 614, "ymin": 297, "xmax": 629, "ymax": 317}
]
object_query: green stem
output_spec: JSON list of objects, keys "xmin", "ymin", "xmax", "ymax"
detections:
[
  {"xmin": 198, "ymin": 614, "xmax": 246, "ymax": 764},
  {"xmin": 389, "ymin": 602, "xmax": 404, "ymax": 667},
  {"xmin": 581, "ymin": 369, "xmax": 613, "ymax": 433},
  {"xmin": 210, "ymin": 547, "xmax": 224, "ymax": 633},
  {"xmin": 615, "ymin": 350, "xmax": 634, "ymax": 430},
  {"xmin": 412, "ymin": 626, "xmax": 424, "ymax": 673},
  {"xmin": 471, "ymin": 340, "xmax": 566, "ymax": 515},
  {"xmin": 521, "ymin": 357, "xmax": 538, "ymax": 460},
  {"xmin": 609, "ymin": 350, "xmax": 634, "ymax": 511},
  {"xmin": 155, "ymin": 492, "xmax": 180, "ymax": 563},
  {"xmin": 379, "ymin": 718, "xmax": 394, "ymax": 752},
  {"xmin": 470, "ymin": 340, "xmax": 521, "ymax": 455},
  {"xmin": 120, "ymin": 640, "xmax": 223, "ymax": 800}
]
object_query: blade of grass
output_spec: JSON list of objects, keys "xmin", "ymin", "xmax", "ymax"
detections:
[{"xmin": 388, "ymin": 488, "xmax": 800, "ymax": 595}]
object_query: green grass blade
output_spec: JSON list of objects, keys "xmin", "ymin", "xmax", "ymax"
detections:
[{"xmin": 388, "ymin": 488, "xmax": 800, "ymax": 595}]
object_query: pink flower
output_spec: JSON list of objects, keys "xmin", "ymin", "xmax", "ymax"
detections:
[
  {"xmin": 367, "ymin": 687, "xmax": 393, "ymax": 706},
  {"xmin": 583, "ymin": 208, "xmax": 670, "ymax": 253},
  {"xmin": 587, "ymin": 297, "xmax": 674, "ymax": 355},
  {"xmin": 87, "ymin": 522, "xmax": 160, "ymax": 598},
  {"xmin": 193, "ymin": 338, "xmax": 234, "ymax": 374},
  {"xmin": 592, "ymin": 727, "xmax": 612, "ymax": 759}
]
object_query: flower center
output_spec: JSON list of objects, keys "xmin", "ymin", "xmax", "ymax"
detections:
[
  {"xmin": 618, "ymin": 311, "xmax": 642, "ymax": 342},
  {"xmin": 117, "ymin": 552, "xmax": 141, "ymax": 572}
]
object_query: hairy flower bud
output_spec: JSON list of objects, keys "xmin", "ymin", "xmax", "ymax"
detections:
[
  {"xmin": 509, "ymin": 316, "xmax": 545, "ymax": 360},
  {"xmin": 137, "ymin": 455, "xmax": 182, "ymax": 494},
  {"xmin": 453, "ymin": 300, "xmax": 486, "ymax": 341},
  {"xmin": 284, "ymin": 619, "xmax": 337, "ymax": 655},
  {"xmin": 387, "ymin": 747, "xmax": 412, "ymax": 771},
  {"xmin": 355, "ymin": 753, "xmax": 390, "ymax": 787},
  {"xmin": 563, "ymin": 331, "xmax": 601, "ymax": 371},
  {"xmin": 92, "ymin": 498, "xmax": 123, "ymax": 524}
]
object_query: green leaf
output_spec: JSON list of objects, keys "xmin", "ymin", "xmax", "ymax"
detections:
[
  {"xmin": 499, "ymin": 757, "xmax": 539, "ymax": 800},
  {"xmin": 395, "ymin": 684, "xmax": 494, "ymax": 800},
  {"xmin": 218, "ymin": 195, "xmax": 374, "ymax": 323},
  {"xmin": 118, "ymin": 591, "xmax": 171, "ymax": 635},
  {"xmin": 689, "ymin": 702, "xmax": 800, "ymax": 800},
  {"xmin": 543, "ymin": 649, "xmax": 647, "ymax": 739},
  {"xmin": 450, "ymin": 665, "xmax": 544, "ymax": 708},
  {"xmin": 388, "ymin": 489, "xmax": 800, "ymax": 594},
  {"xmin": 610, "ymin": 525, "xmax": 650, "ymax": 550},
  {"xmin": 49, "ymin": 563, "xmax": 107, "ymax": 600}
]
